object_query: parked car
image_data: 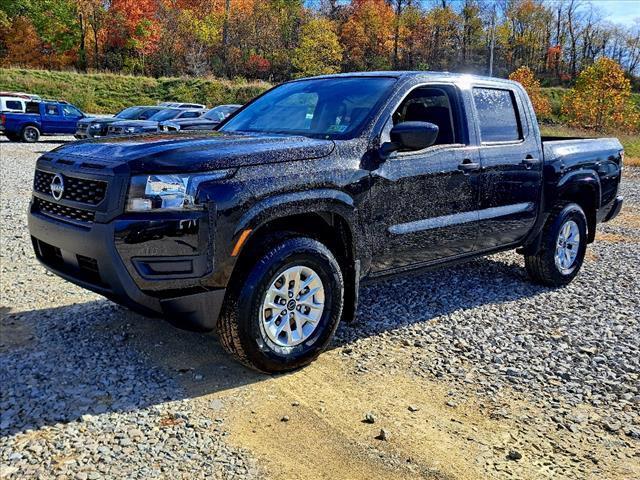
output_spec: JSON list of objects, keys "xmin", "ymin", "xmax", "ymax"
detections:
[
  {"xmin": 27, "ymin": 72, "xmax": 623, "ymax": 372},
  {"xmin": 160, "ymin": 104, "xmax": 241, "ymax": 131},
  {"xmin": 158, "ymin": 101, "xmax": 207, "ymax": 109},
  {"xmin": 75, "ymin": 106, "xmax": 166, "ymax": 139},
  {"xmin": 1, "ymin": 100, "xmax": 84, "ymax": 142},
  {"xmin": 107, "ymin": 108, "xmax": 206, "ymax": 136},
  {"xmin": 0, "ymin": 92, "xmax": 42, "ymax": 113}
]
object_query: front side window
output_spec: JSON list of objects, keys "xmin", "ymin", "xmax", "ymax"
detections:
[
  {"xmin": 473, "ymin": 88, "xmax": 522, "ymax": 142},
  {"xmin": 383, "ymin": 86, "xmax": 461, "ymax": 146},
  {"xmin": 62, "ymin": 105, "xmax": 82, "ymax": 117},
  {"xmin": 220, "ymin": 77, "xmax": 397, "ymax": 139}
]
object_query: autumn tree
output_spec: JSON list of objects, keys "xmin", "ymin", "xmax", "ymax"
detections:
[
  {"xmin": 341, "ymin": 0, "xmax": 394, "ymax": 71},
  {"xmin": 562, "ymin": 57, "xmax": 640, "ymax": 132},
  {"xmin": 0, "ymin": 16, "xmax": 44, "ymax": 67},
  {"xmin": 509, "ymin": 66, "xmax": 551, "ymax": 119},
  {"xmin": 104, "ymin": 0, "xmax": 160, "ymax": 73},
  {"xmin": 292, "ymin": 18, "xmax": 343, "ymax": 77},
  {"xmin": 497, "ymin": 0, "xmax": 553, "ymax": 75}
]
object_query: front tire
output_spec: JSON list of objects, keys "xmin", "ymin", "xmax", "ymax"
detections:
[
  {"xmin": 22, "ymin": 125, "xmax": 40, "ymax": 143},
  {"xmin": 525, "ymin": 203, "xmax": 588, "ymax": 287},
  {"xmin": 217, "ymin": 237, "xmax": 344, "ymax": 373}
]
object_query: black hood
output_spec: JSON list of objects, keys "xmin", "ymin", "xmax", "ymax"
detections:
[
  {"xmin": 163, "ymin": 118, "xmax": 217, "ymax": 127},
  {"xmin": 110, "ymin": 120, "xmax": 159, "ymax": 129},
  {"xmin": 48, "ymin": 132, "xmax": 335, "ymax": 174},
  {"xmin": 78, "ymin": 116, "xmax": 121, "ymax": 126}
]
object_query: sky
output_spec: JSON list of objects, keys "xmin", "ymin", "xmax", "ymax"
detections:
[
  {"xmin": 589, "ymin": 0, "xmax": 640, "ymax": 26},
  {"xmin": 303, "ymin": 0, "xmax": 639, "ymax": 28}
]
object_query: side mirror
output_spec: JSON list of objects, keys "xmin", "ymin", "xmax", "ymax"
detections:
[{"xmin": 380, "ymin": 121, "xmax": 439, "ymax": 159}]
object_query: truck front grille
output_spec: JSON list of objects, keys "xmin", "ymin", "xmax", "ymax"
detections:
[
  {"xmin": 33, "ymin": 197, "xmax": 95, "ymax": 223},
  {"xmin": 34, "ymin": 170, "xmax": 107, "ymax": 205}
]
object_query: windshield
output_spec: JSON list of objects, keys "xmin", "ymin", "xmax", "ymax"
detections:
[
  {"xmin": 116, "ymin": 107, "xmax": 145, "ymax": 119},
  {"xmin": 138, "ymin": 107, "xmax": 163, "ymax": 120},
  {"xmin": 204, "ymin": 106, "xmax": 236, "ymax": 121},
  {"xmin": 148, "ymin": 109, "xmax": 181, "ymax": 122},
  {"xmin": 220, "ymin": 77, "xmax": 396, "ymax": 139}
]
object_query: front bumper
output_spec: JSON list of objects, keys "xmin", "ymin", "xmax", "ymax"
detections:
[{"xmin": 28, "ymin": 208, "xmax": 225, "ymax": 332}]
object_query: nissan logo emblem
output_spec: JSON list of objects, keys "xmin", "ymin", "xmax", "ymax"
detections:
[{"xmin": 50, "ymin": 174, "xmax": 65, "ymax": 201}]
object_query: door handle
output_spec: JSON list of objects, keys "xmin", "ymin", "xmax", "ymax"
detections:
[
  {"xmin": 521, "ymin": 156, "xmax": 540, "ymax": 169},
  {"xmin": 458, "ymin": 159, "xmax": 481, "ymax": 172}
]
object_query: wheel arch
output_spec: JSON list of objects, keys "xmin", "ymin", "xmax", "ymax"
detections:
[
  {"xmin": 229, "ymin": 189, "xmax": 361, "ymax": 322},
  {"xmin": 556, "ymin": 173, "xmax": 601, "ymax": 243}
]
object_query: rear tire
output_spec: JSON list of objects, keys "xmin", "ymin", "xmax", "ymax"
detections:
[
  {"xmin": 217, "ymin": 236, "xmax": 344, "ymax": 373},
  {"xmin": 21, "ymin": 125, "xmax": 40, "ymax": 143},
  {"xmin": 525, "ymin": 202, "xmax": 588, "ymax": 287}
]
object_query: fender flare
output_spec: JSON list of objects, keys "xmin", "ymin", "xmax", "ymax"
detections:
[
  {"xmin": 234, "ymin": 188, "xmax": 357, "ymax": 240},
  {"xmin": 555, "ymin": 170, "xmax": 602, "ymax": 210}
]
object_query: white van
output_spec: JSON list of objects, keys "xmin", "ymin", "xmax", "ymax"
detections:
[{"xmin": 0, "ymin": 92, "xmax": 42, "ymax": 113}]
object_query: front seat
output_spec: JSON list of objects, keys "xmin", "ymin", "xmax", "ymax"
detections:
[{"xmin": 404, "ymin": 103, "xmax": 454, "ymax": 145}]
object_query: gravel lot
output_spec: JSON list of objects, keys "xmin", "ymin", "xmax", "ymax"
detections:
[{"xmin": 1, "ymin": 137, "xmax": 639, "ymax": 479}]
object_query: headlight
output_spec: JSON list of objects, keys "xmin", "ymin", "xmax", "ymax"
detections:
[
  {"xmin": 89, "ymin": 124, "xmax": 102, "ymax": 129},
  {"xmin": 126, "ymin": 171, "xmax": 234, "ymax": 211}
]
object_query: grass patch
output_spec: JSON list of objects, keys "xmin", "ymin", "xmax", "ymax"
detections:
[
  {"xmin": 540, "ymin": 124, "xmax": 640, "ymax": 166},
  {"xmin": 0, "ymin": 68, "xmax": 270, "ymax": 114}
]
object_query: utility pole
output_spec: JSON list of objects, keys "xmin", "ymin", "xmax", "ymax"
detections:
[{"xmin": 489, "ymin": 7, "xmax": 496, "ymax": 77}]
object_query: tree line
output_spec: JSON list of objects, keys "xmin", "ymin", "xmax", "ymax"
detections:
[{"xmin": 1, "ymin": 0, "xmax": 639, "ymax": 87}]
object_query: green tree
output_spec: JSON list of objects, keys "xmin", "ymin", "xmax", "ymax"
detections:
[{"xmin": 292, "ymin": 18, "xmax": 343, "ymax": 77}]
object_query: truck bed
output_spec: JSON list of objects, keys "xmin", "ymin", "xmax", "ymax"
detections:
[{"xmin": 542, "ymin": 136, "xmax": 623, "ymax": 164}]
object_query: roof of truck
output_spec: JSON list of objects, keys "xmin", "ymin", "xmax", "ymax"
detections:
[{"xmin": 296, "ymin": 71, "xmax": 519, "ymax": 86}]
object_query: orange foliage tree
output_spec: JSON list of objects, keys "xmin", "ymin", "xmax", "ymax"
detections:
[
  {"xmin": 508, "ymin": 66, "xmax": 551, "ymax": 119},
  {"xmin": 106, "ymin": 0, "xmax": 160, "ymax": 56},
  {"xmin": 341, "ymin": 0, "xmax": 394, "ymax": 71},
  {"xmin": 562, "ymin": 58, "xmax": 640, "ymax": 133},
  {"xmin": 0, "ymin": 16, "xmax": 44, "ymax": 68}
]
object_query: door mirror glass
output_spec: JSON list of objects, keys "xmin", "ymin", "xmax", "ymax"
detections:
[{"xmin": 381, "ymin": 121, "xmax": 439, "ymax": 158}]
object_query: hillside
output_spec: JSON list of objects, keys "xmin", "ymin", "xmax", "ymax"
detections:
[{"xmin": 0, "ymin": 68, "xmax": 270, "ymax": 114}]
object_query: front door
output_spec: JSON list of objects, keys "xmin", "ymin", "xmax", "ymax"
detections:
[
  {"xmin": 470, "ymin": 85, "xmax": 542, "ymax": 250},
  {"xmin": 366, "ymin": 85, "xmax": 481, "ymax": 273},
  {"xmin": 61, "ymin": 104, "xmax": 84, "ymax": 134}
]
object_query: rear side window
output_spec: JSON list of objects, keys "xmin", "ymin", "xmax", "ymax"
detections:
[
  {"xmin": 473, "ymin": 88, "xmax": 521, "ymax": 142},
  {"xmin": 26, "ymin": 102, "xmax": 39, "ymax": 114},
  {"xmin": 180, "ymin": 111, "xmax": 200, "ymax": 118},
  {"xmin": 45, "ymin": 104, "xmax": 59, "ymax": 116}
]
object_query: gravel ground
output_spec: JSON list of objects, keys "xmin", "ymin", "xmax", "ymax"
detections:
[{"xmin": 1, "ymin": 137, "xmax": 639, "ymax": 479}]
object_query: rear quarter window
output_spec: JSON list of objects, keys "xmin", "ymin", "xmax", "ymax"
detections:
[
  {"xmin": 5, "ymin": 100, "xmax": 23, "ymax": 110},
  {"xmin": 473, "ymin": 88, "xmax": 522, "ymax": 142}
]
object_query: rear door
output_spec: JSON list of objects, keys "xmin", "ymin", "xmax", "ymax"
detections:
[
  {"xmin": 471, "ymin": 84, "xmax": 542, "ymax": 250},
  {"xmin": 367, "ymin": 84, "xmax": 482, "ymax": 273}
]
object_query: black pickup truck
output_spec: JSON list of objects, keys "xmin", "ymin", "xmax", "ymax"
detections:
[{"xmin": 28, "ymin": 72, "xmax": 623, "ymax": 372}]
